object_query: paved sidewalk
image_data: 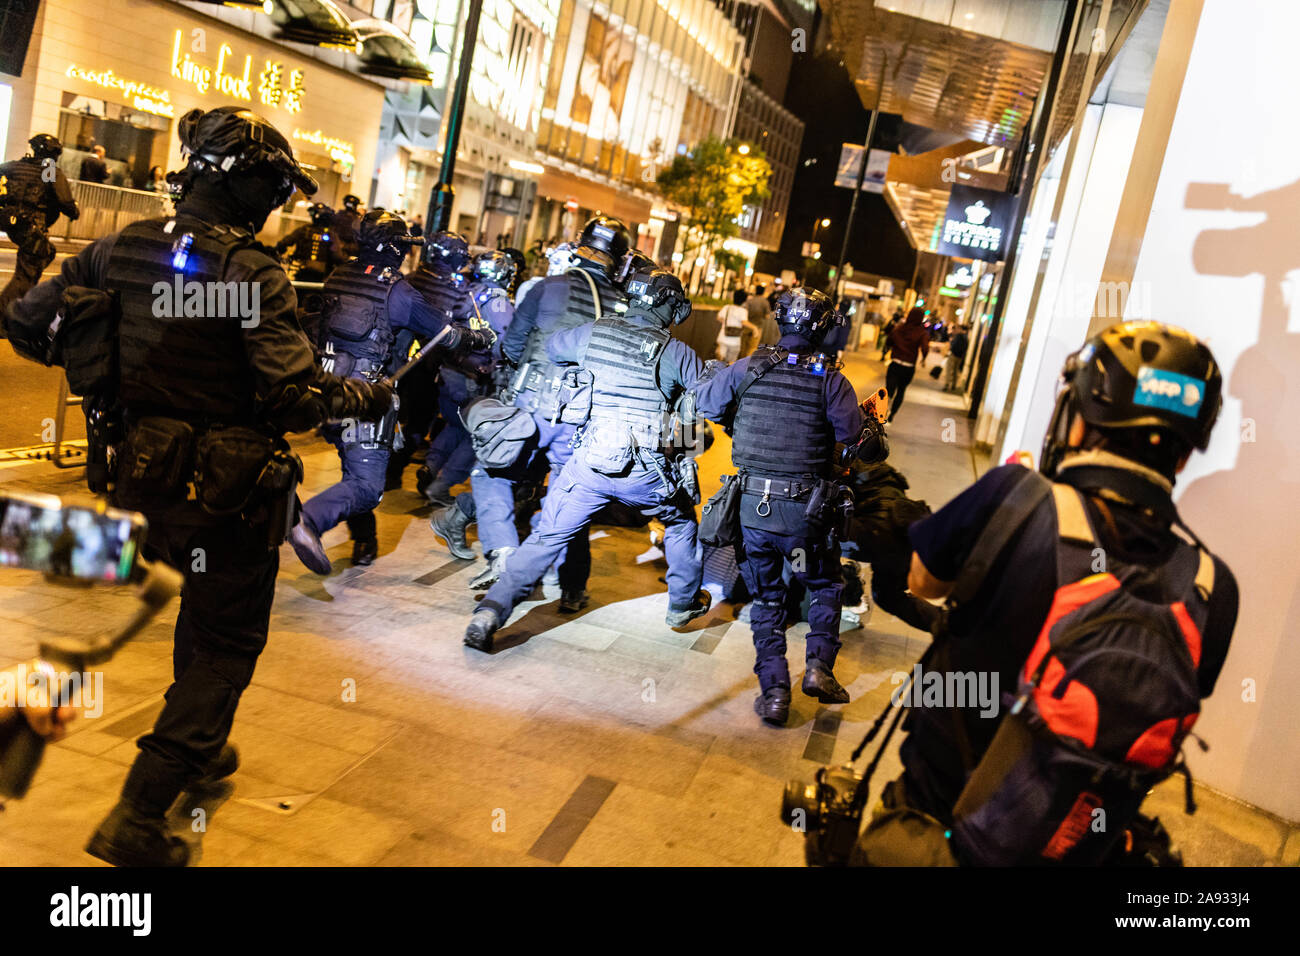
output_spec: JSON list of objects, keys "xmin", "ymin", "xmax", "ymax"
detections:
[{"xmin": 0, "ymin": 347, "xmax": 1293, "ymax": 866}]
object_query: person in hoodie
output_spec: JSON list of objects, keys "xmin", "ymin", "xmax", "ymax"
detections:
[{"xmin": 885, "ymin": 306, "xmax": 931, "ymax": 421}]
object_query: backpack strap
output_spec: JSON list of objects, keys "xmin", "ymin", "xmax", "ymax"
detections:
[
  {"xmin": 572, "ymin": 267, "xmax": 602, "ymax": 322},
  {"xmin": 1051, "ymin": 483, "xmax": 1094, "ymax": 545},
  {"xmin": 945, "ymin": 468, "xmax": 1052, "ymax": 609},
  {"xmin": 1193, "ymin": 549, "xmax": 1215, "ymax": 603}
]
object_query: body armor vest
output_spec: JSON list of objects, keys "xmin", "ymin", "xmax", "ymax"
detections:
[
  {"xmin": 731, "ymin": 348, "xmax": 835, "ymax": 477},
  {"xmin": 582, "ymin": 315, "xmax": 671, "ymax": 471},
  {"xmin": 408, "ymin": 267, "xmax": 467, "ymax": 323},
  {"xmin": 319, "ymin": 260, "xmax": 399, "ymax": 380},
  {"xmin": 0, "ymin": 158, "xmax": 49, "ymax": 218},
  {"xmin": 518, "ymin": 267, "xmax": 625, "ymax": 416},
  {"xmin": 290, "ymin": 225, "xmax": 333, "ymax": 266},
  {"xmin": 106, "ymin": 214, "xmax": 263, "ymax": 422}
]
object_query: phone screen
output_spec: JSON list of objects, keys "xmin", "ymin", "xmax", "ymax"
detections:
[{"xmin": 0, "ymin": 493, "xmax": 144, "ymax": 583}]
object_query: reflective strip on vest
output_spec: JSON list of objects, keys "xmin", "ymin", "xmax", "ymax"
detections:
[{"xmin": 731, "ymin": 358, "xmax": 833, "ymax": 476}]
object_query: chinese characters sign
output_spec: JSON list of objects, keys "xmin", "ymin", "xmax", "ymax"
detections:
[
  {"xmin": 170, "ymin": 30, "xmax": 305, "ymax": 114},
  {"xmin": 936, "ymin": 184, "xmax": 1016, "ymax": 262}
]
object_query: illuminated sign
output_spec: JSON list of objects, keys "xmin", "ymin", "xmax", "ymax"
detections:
[
  {"xmin": 64, "ymin": 64, "xmax": 175, "ymax": 117},
  {"xmin": 293, "ymin": 129, "xmax": 355, "ymax": 167},
  {"xmin": 937, "ymin": 184, "xmax": 1015, "ymax": 263},
  {"xmin": 170, "ymin": 30, "xmax": 304, "ymax": 113}
]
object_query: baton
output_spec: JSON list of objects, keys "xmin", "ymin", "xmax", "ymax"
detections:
[{"xmin": 386, "ymin": 324, "xmax": 455, "ymax": 386}]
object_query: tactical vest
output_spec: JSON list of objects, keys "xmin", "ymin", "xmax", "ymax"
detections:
[
  {"xmin": 106, "ymin": 215, "xmax": 263, "ymax": 422},
  {"xmin": 731, "ymin": 348, "xmax": 835, "ymax": 477},
  {"xmin": 319, "ymin": 261, "xmax": 399, "ymax": 380},
  {"xmin": 0, "ymin": 158, "xmax": 48, "ymax": 217},
  {"xmin": 408, "ymin": 267, "xmax": 467, "ymax": 323},
  {"xmin": 582, "ymin": 315, "xmax": 671, "ymax": 472},
  {"xmin": 293, "ymin": 225, "xmax": 333, "ymax": 266},
  {"xmin": 517, "ymin": 268, "xmax": 625, "ymax": 417}
]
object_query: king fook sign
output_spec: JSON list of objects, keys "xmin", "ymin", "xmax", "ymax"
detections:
[{"xmin": 937, "ymin": 184, "xmax": 1016, "ymax": 263}]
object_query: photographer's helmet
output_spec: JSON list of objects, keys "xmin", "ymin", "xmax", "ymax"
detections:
[
  {"xmin": 775, "ymin": 288, "xmax": 839, "ymax": 343},
  {"xmin": 425, "ymin": 230, "xmax": 470, "ymax": 272},
  {"xmin": 575, "ymin": 215, "xmax": 632, "ymax": 274},
  {"xmin": 308, "ymin": 202, "xmax": 333, "ymax": 226},
  {"xmin": 470, "ymin": 250, "xmax": 517, "ymax": 289},
  {"xmin": 625, "ymin": 268, "xmax": 691, "ymax": 327},
  {"xmin": 342, "ymin": 194, "xmax": 362, "ymax": 212},
  {"xmin": 28, "ymin": 134, "xmax": 63, "ymax": 161},
  {"xmin": 1041, "ymin": 320, "xmax": 1223, "ymax": 481},
  {"xmin": 358, "ymin": 209, "xmax": 424, "ymax": 263},
  {"xmin": 174, "ymin": 107, "xmax": 316, "ymax": 208},
  {"xmin": 545, "ymin": 242, "xmax": 578, "ymax": 275}
]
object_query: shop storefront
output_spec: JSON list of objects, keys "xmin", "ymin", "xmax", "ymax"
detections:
[{"xmin": 7, "ymin": 0, "xmax": 384, "ymax": 240}]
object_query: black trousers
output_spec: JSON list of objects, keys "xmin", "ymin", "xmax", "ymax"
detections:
[
  {"xmin": 0, "ymin": 217, "xmax": 56, "ymax": 316},
  {"xmin": 885, "ymin": 361, "xmax": 916, "ymax": 420},
  {"xmin": 120, "ymin": 506, "xmax": 277, "ymax": 816}
]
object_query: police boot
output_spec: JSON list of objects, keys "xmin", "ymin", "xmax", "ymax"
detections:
[
  {"xmin": 666, "ymin": 590, "xmax": 712, "ymax": 629},
  {"xmin": 802, "ymin": 661, "xmax": 850, "ymax": 704},
  {"xmin": 559, "ymin": 589, "xmax": 589, "ymax": 613},
  {"xmin": 464, "ymin": 607, "xmax": 500, "ymax": 652},
  {"xmin": 86, "ymin": 802, "xmax": 190, "ymax": 868},
  {"xmin": 289, "ymin": 517, "xmax": 332, "ymax": 575},
  {"xmin": 754, "ymin": 686, "xmax": 792, "ymax": 726},
  {"xmin": 469, "ymin": 547, "xmax": 514, "ymax": 590},
  {"xmin": 430, "ymin": 504, "xmax": 475, "ymax": 560},
  {"xmin": 352, "ymin": 537, "xmax": 378, "ymax": 566}
]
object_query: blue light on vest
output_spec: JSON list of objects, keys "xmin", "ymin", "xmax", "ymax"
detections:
[
  {"xmin": 787, "ymin": 352, "xmax": 798, "ymax": 365},
  {"xmin": 171, "ymin": 232, "xmax": 195, "ymax": 272}
]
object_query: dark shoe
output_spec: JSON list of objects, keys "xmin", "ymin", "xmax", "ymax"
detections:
[
  {"xmin": 469, "ymin": 547, "xmax": 513, "ymax": 590},
  {"xmin": 352, "ymin": 537, "xmax": 378, "ymax": 566},
  {"xmin": 187, "ymin": 744, "xmax": 239, "ymax": 794},
  {"xmin": 754, "ymin": 686, "xmax": 792, "ymax": 726},
  {"xmin": 289, "ymin": 519, "xmax": 331, "ymax": 575},
  {"xmin": 666, "ymin": 590, "xmax": 712, "ymax": 628},
  {"xmin": 558, "ymin": 589, "xmax": 589, "ymax": 613},
  {"xmin": 802, "ymin": 661, "xmax": 850, "ymax": 704},
  {"xmin": 430, "ymin": 505, "xmax": 475, "ymax": 560},
  {"xmin": 415, "ymin": 465, "xmax": 434, "ymax": 498},
  {"xmin": 86, "ymin": 802, "xmax": 191, "ymax": 867},
  {"xmin": 464, "ymin": 608, "xmax": 500, "ymax": 652}
]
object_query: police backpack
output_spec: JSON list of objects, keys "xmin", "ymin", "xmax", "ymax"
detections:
[
  {"xmin": 460, "ymin": 396, "xmax": 538, "ymax": 470},
  {"xmin": 947, "ymin": 469, "xmax": 1215, "ymax": 866}
]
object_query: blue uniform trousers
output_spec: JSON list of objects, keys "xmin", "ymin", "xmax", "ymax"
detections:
[
  {"xmin": 424, "ymin": 370, "xmax": 479, "ymax": 489},
  {"xmin": 302, "ymin": 424, "xmax": 389, "ymax": 535}
]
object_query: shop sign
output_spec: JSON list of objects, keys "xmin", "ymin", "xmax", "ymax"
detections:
[
  {"xmin": 170, "ymin": 29, "xmax": 305, "ymax": 113},
  {"xmin": 937, "ymin": 184, "xmax": 1015, "ymax": 263},
  {"xmin": 293, "ymin": 129, "xmax": 356, "ymax": 167},
  {"xmin": 64, "ymin": 64, "xmax": 175, "ymax": 117}
]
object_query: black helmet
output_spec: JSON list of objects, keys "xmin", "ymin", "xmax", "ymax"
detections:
[
  {"xmin": 358, "ymin": 209, "xmax": 424, "ymax": 262},
  {"xmin": 308, "ymin": 202, "xmax": 333, "ymax": 225},
  {"xmin": 176, "ymin": 106, "xmax": 316, "ymax": 205},
  {"xmin": 470, "ymin": 250, "xmax": 516, "ymax": 288},
  {"xmin": 576, "ymin": 215, "xmax": 632, "ymax": 270},
  {"xmin": 1041, "ymin": 320, "xmax": 1223, "ymax": 481},
  {"xmin": 615, "ymin": 249, "xmax": 656, "ymax": 287},
  {"xmin": 625, "ymin": 268, "xmax": 691, "ymax": 326},
  {"xmin": 425, "ymin": 230, "xmax": 470, "ymax": 271},
  {"xmin": 28, "ymin": 134, "xmax": 62, "ymax": 160},
  {"xmin": 342, "ymin": 194, "xmax": 362, "ymax": 211},
  {"xmin": 774, "ymin": 288, "xmax": 839, "ymax": 342}
]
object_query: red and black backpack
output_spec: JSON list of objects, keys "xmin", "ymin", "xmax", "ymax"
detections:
[{"xmin": 948, "ymin": 470, "xmax": 1216, "ymax": 866}]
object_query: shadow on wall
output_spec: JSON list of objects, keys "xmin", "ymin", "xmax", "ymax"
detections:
[{"xmin": 1179, "ymin": 177, "xmax": 1300, "ymax": 821}]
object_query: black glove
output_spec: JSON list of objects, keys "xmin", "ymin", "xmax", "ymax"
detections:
[
  {"xmin": 441, "ymin": 325, "xmax": 496, "ymax": 354},
  {"xmin": 360, "ymin": 379, "xmax": 395, "ymax": 420}
]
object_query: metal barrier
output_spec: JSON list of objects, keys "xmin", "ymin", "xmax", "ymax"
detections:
[
  {"xmin": 52, "ymin": 181, "xmax": 172, "ymax": 242},
  {"xmin": 51, "ymin": 378, "xmax": 86, "ymax": 470}
]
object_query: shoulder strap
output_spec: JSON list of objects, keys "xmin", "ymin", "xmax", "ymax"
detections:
[
  {"xmin": 946, "ymin": 468, "xmax": 1052, "ymax": 608},
  {"xmin": 1051, "ymin": 483, "xmax": 1094, "ymax": 545},
  {"xmin": 735, "ymin": 346, "xmax": 786, "ymax": 404},
  {"xmin": 573, "ymin": 268, "xmax": 602, "ymax": 322}
]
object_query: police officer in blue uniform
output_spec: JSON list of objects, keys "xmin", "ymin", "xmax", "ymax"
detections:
[
  {"xmin": 274, "ymin": 201, "xmax": 340, "ymax": 282},
  {"xmin": 4, "ymin": 106, "xmax": 394, "ymax": 865},
  {"xmin": 464, "ymin": 267, "xmax": 710, "ymax": 650},
  {"xmin": 289, "ymin": 211, "xmax": 487, "ymax": 572},
  {"xmin": 0, "ymin": 134, "xmax": 80, "ymax": 315},
  {"xmin": 331, "ymin": 193, "xmax": 363, "ymax": 261},
  {"xmin": 420, "ymin": 250, "xmax": 516, "ymax": 506},
  {"xmin": 694, "ymin": 288, "xmax": 864, "ymax": 725},
  {"xmin": 461, "ymin": 216, "xmax": 632, "ymax": 602}
]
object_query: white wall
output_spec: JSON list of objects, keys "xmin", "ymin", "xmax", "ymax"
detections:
[{"xmin": 1122, "ymin": 0, "xmax": 1300, "ymax": 821}]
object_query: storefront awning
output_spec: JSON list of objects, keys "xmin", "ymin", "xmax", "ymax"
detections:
[
  {"xmin": 351, "ymin": 19, "xmax": 438, "ymax": 84},
  {"xmin": 265, "ymin": 0, "xmax": 359, "ymax": 50}
]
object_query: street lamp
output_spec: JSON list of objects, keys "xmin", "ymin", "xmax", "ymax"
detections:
[{"xmin": 809, "ymin": 217, "xmax": 830, "ymax": 255}]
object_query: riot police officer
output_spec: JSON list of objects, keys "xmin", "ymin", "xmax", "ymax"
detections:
[
  {"xmin": 274, "ymin": 201, "xmax": 340, "ymax": 282},
  {"xmin": 0, "ymin": 134, "xmax": 80, "ymax": 315},
  {"xmin": 462, "ymin": 216, "xmax": 631, "ymax": 601},
  {"xmin": 290, "ymin": 210, "xmax": 485, "ymax": 572},
  {"xmin": 331, "ymin": 193, "xmax": 363, "ymax": 261},
  {"xmin": 3, "ymin": 106, "xmax": 394, "ymax": 865},
  {"xmin": 465, "ymin": 267, "xmax": 710, "ymax": 651},
  {"xmin": 420, "ymin": 249, "xmax": 516, "ymax": 506},
  {"xmin": 694, "ymin": 289, "xmax": 864, "ymax": 726}
]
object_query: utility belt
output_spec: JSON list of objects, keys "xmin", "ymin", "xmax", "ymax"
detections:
[
  {"xmin": 114, "ymin": 414, "xmax": 303, "ymax": 547},
  {"xmin": 739, "ymin": 472, "xmax": 853, "ymax": 532},
  {"xmin": 346, "ymin": 402, "xmax": 401, "ymax": 451}
]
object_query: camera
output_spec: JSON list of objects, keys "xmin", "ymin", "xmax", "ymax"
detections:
[{"xmin": 781, "ymin": 763, "xmax": 868, "ymax": 866}]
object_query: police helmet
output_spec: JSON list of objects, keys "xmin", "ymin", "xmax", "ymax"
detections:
[
  {"xmin": 471, "ymin": 250, "xmax": 517, "ymax": 289},
  {"xmin": 175, "ymin": 106, "xmax": 316, "ymax": 206},
  {"xmin": 358, "ymin": 209, "xmax": 424, "ymax": 262},
  {"xmin": 774, "ymin": 288, "xmax": 839, "ymax": 343},
  {"xmin": 575, "ymin": 215, "xmax": 632, "ymax": 271},
  {"xmin": 308, "ymin": 202, "xmax": 333, "ymax": 225},
  {"xmin": 425, "ymin": 230, "xmax": 470, "ymax": 271},
  {"xmin": 1041, "ymin": 321, "xmax": 1223, "ymax": 481},
  {"xmin": 28, "ymin": 134, "xmax": 62, "ymax": 160},
  {"xmin": 342, "ymin": 194, "xmax": 362, "ymax": 211},
  {"xmin": 615, "ymin": 250, "xmax": 657, "ymax": 288},
  {"xmin": 625, "ymin": 268, "xmax": 691, "ymax": 326}
]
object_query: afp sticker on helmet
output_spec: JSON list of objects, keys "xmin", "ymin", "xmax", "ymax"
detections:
[{"xmin": 1133, "ymin": 366, "xmax": 1205, "ymax": 418}]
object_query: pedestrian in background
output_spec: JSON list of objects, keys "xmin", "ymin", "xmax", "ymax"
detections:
[
  {"xmin": 885, "ymin": 306, "xmax": 930, "ymax": 421},
  {"xmin": 716, "ymin": 288, "xmax": 749, "ymax": 361},
  {"xmin": 79, "ymin": 145, "xmax": 108, "ymax": 184},
  {"xmin": 945, "ymin": 323, "xmax": 970, "ymax": 392},
  {"xmin": 748, "ymin": 284, "xmax": 777, "ymax": 346}
]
